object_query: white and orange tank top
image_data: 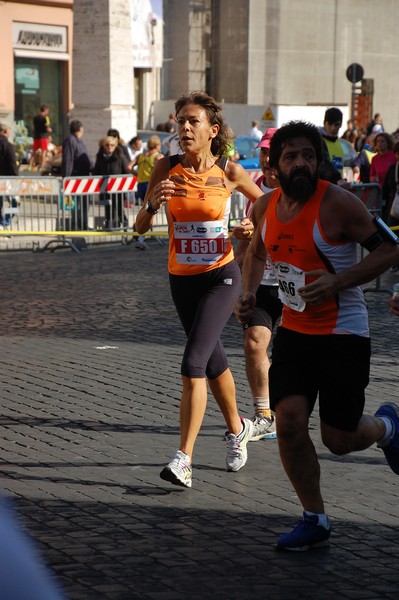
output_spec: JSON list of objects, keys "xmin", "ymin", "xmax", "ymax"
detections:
[
  {"xmin": 262, "ymin": 179, "xmax": 369, "ymax": 336},
  {"xmin": 246, "ymin": 175, "xmax": 278, "ymax": 287},
  {"xmin": 166, "ymin": 156, "xmax": 233, "ymax": 275}
]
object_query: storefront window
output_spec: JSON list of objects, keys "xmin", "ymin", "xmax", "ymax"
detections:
[{"xmin": 14, "ymin": 57, "xmax": 62, "ymax": 145}]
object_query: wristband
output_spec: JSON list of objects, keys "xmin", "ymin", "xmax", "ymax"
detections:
[{"xmin": 146, "ymin": 200, "xmax": 158, "ymax": 215}]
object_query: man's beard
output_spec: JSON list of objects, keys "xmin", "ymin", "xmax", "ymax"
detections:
[{"xmin": 277, "ymin": 168, "xmax": 318, "ymax": 202}]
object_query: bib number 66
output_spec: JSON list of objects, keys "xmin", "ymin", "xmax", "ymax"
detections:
[{"xmin": 278, "ymin": 279, "xmax": 296, "ymax": 296}]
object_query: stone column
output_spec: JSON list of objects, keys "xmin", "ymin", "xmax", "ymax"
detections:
[{"xmin": 71, "ymin": 0, "xmax": 136, "ymax": 158}]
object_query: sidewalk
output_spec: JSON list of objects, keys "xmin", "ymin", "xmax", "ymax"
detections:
[{"xmin": 0, "ymin": 241, "xmax": 398, "ymax": 600}]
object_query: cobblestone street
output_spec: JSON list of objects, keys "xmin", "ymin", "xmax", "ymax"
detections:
[{"xmin": 0, "ymin": 240, "xmax": 398, "ymax": 599}]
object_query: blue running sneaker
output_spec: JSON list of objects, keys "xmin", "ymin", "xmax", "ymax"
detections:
[
  {"xmin": 276, "ymin": 513, "xmax": 331, "ymax": 552},
  {"xmin": 375, "ymin": 402, "xmax": 399, "ymax": 475}
]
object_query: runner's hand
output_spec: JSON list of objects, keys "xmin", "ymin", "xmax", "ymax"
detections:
[
  {"xmin": 234, "ymin": 292, "xmax": 256, "ymax": 324},
  {"xmin": 232, "ymin": 218, "xmax": 253, "ymax": 241},
  {"xmin": 298, "ymin": 270, "xmax": 338, "ymax": 305}
]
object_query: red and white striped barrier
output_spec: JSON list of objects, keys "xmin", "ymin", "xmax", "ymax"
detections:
[
  {"xmin": 64, "ymin": 171, "xmax": 258, "ymax": 195},
  {"xmin": 63, "ymin": 175, "xmax": 137, "ymax": 195},
  {"xmin": 245, "ymin": 170, "xmax": 262, "ymax": 181}
]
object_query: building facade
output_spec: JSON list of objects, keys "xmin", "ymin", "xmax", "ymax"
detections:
[
  {"xmin": 163, "ymin": 0, "xmax": 399, "ymax": 134},
  {"xmin": 0, "ymin": 0, "xmax": 73, "ymax": 146},
  {"xmin": 1, "ymin": 0, "xmax": 399, "ymax": 158}
]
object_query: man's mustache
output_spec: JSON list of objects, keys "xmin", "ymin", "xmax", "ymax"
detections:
[{"xmin": 291, "ymin": 168, "xmax": 311, "ymax": 178}]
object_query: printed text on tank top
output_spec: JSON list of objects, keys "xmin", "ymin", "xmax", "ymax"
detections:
[
  {"xmin": 167, "ymin": 158, "xmax": 233, "ymax": 275},
  {"xmin": 262, "ymin": 179, "xmax": 369, "ymax": 336}
]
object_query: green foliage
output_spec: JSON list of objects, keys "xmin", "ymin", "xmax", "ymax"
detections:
[{"xmin": 12, "ymin": 120, "xmax": 33, "ymax": 165}]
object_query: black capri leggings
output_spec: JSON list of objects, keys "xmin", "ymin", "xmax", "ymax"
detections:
[{"xmin": 169, "ymin": 260, "xmax": 241, "ymax": 380}]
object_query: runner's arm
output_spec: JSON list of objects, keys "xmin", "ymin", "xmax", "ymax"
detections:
[
  {"xmin": 299, "ymin": 190, "xmax": 399, "ymax": 301},
  {"xmin": 225, "ymin": 161, "xmax": 263, "ymax": 203},
  {"xmin": 134, "ymin": 157, "xmax": 172, "ymax": 234},
  {"xmin": 234, "ymin": 198, "xmax": 269, "ymax": 323}
]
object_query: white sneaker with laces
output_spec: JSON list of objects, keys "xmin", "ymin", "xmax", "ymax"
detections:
[
  {"xmin": 226, "ymin": 418, "xmax": 254, "ymax": 472},
  {"xmin": 135, "ymin": 240, "xmax": 148, "ymax": 250},
  {"xmin": 160, "ymin": 450, "xmax": 192, "ymax": 488},
  {"xmin": 250, "ymin": 413, "xmax": 277, "ymax": 442}
]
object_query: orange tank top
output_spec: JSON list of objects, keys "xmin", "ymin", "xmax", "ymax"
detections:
[
  {"xmin": 262, "ymin": 180, "xmax": 369, "ymax": 336},
  {"xmin": 166, "ymin": 157, "xmax": 234, "ymax": 275}
]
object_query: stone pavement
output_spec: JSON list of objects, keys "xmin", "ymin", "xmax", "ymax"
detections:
[{"xmin": 0, "ymin": 239, "xmax": 399, "ymax": 600}]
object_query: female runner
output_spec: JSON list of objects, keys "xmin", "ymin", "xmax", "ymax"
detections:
[{"xmin": 135, "ymin": 92, "xmax": 262, "ymax": 487}]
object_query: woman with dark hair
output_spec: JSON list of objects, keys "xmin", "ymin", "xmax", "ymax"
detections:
[
  {"xmin": 370, "ymin": 132, "xmax": 395, "ymax": 189},
  {"xmin": 370, "ymin": 132, "xmax": 396, "ymax": 222},
  {"xmin": 135, "ymin": 92, "xmax": 262, "ymax": 488},
  {"xmin": 93, "ymin": 136, "xmax": 132, "ymax": 229},
  {"xmin": 382, "ymin": 140, "xmax": 399, "ymax": 270}
]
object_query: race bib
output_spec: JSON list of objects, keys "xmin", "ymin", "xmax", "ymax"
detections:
[
  {"xmin": 174, "ymin": 220, "xmax": 227, "ymax": 265},
  {"xmin": 273, "ymin": 262, "xmax": 306, "ymax": 312}
]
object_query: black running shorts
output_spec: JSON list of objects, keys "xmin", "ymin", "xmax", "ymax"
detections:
[
  {"xmin": 244, "ymin": 284, "xmax": 283, "ymax": 332},
  {"xmin": 169, "ymin": 260, "xmax": 241, "ymax": 379},
  {"xmin": 269, "ymin": 327, "xmax": 371, "ymax": 432}
]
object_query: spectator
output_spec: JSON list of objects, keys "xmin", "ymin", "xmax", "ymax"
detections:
[
  {"xmin": 382, "ymin": 140, "xmax": 399, "ymax": 214},
  {"xmin": 366, "ymin": 113, "xmax": 384, "ymax": 137},
  {"xmin": 164, "ymin": 113, "xmax": 177, "ymax": 133},
  {"xmin": 354, "ymin": 126, "xmax": 367, "ymax": 152},
  {"xmin": 224, "ymin": 141, "xmax": 240, "ymax": 162},
  {"xmin": 372, "ymin": 123, "xmax": 383, "ymax": 137},
  {"xmin": 351, "ymin": 141, "xmax": 376, "ymax": 183},
  {"xmin": 38, "ymin": 135, "xmax": 58, "ymax": 175},
  {"xmin": 248, "ymin": 120, "xmax": 263, "ymax": 141},
  {"xmin": 61, "ymin": 120, "xmax": 93, "ymax": 230},
  {"xmin": 341, "ymin": 119, "xmax": 357, "ymax": 145},
  {"xmin": 164, "ymin": 132, "xmax": 182, "ymax": 156},
  {"xmin": 134, "ymin": 134, "xmax": 164, "ymax": 249},
  {"xmin": 126, "ymin": 136, "xmax": 143, "ymax": 162},
  {"xmin": 61, "ymin": 120, "xmax": 92, "ymax": 178},
  {"xmin": 382, "ymin": 140, "xmax": 399, "ymax": 271},
  {"xmin": 391, "ymin": 127, "xmax": 399, "ymax": 144},
  {"xmin": 29, "ymin": 105, "xmax": 52, "ymax": 170},
  {"xmin": 0, "ymin": 123, "xmax": 18, "ymax": 228},
  {"xmin": 92, "ymin": 136, "xmax": 131, "ymax": 229},
  {"xmin": 369, "ymin": 132, "xmax": 395, "ymax": 191},
  {"xmin": 107, "ymin": 128, "xmax": 131, "ymax": 162},
  {"xmin": 318, "ymin": 107, "xmax": 348, "ymax": 186}
]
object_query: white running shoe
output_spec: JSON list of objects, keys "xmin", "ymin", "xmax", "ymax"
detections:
[
  {"xmin": 135, "ymin": 241, "xmax": 148, "ymax": 251},
  {"xmin": 250, "ymin": 414, "xmax": 277, "ymax": 442},
  {"xmin": 226, "ymin": 418, "xmax": 254, "ymax": 472},
  {"xmin": 160, "ymin": 450, "xmax": 192, "ymax": 488}
]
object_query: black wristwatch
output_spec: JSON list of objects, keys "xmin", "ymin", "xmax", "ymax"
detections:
[{"xmin": 146, "ymin": 200, "xmax": 158, "ymax": 215}]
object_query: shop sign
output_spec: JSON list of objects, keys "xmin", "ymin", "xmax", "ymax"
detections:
[
  {"xmin": 130, "ymin": 0, "xmax": 163, "ymax": 68},
  {"xmin": 13, "ymin": 22, "xmax": 67, "ymax": 53}
]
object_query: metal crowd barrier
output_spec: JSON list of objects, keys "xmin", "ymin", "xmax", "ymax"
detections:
[
  {"xmin": 2, "ymin": 173, "xmax": 396, "ymax": 269},
  {"xmin": 61, "ymin": 174, "xmax": 161, "ymax": 251},
  {"xmin": 350, "ymin": 182, "xmax": 382, "ymax": 217},
  {"xmin": 0, "ymin": 174, "xmax": 169, "ymax": 252},
  {"xmin": 0, "ymin": 175, "xmax": 61, "ymax": 230},
  {"xmin": 350, "ymin": 182, "xmax": 392, "ymax": 294},
  {"xmin": 0, "ymin": 175, "xmax": 64, "ymax": 251},
  {"xmin": 229, "ymin": 169, "xmax": 261, "ymax": 228},
  {"xmin": 0, "ymin": 170, "xmax": 261, "ymax": 252}
]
